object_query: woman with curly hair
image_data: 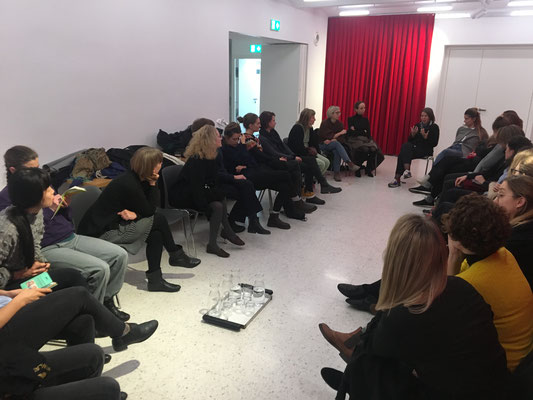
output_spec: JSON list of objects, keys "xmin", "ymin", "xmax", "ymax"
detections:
[
  {"xmin": 170, "ymin": 125, "xmax": 245, "ymax": 258},
  {"xmin": 444, "ymin": 194, "xmax": 533, "ymax": 371}
]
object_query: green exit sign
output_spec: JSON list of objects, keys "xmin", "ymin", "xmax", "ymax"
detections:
[
  {"xmin": 270, "ymin": 19, "xmax": 280, "ymax": 31},
  {"xmin": 250, "ymin": 44, "xmax": 262, "ymax": 53}
]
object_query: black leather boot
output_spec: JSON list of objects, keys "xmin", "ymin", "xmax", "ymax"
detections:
[
  {"xmin": 146, "ymin": 270, "xmax": 181, "ymax": 293},
  {"xmin": 168, "ymin": 249, "xmax": 201, "ymax": 268},
  {"xmin": 267, "ymin": 213, "xmax": 290, "ymax": 229},
  {"xmin": 228, "ymin": 215, "xmax": 246, "ymax": 233},
  {"xmin": 112, "ymin": 320, "xmax": 159, "ymax": 352},
  {"xmin": 104, "ymin": 297, "xmax": 130, "ymax": 322},
  {"xmin": 248, "ymin": 215, "xmax": 270, "ymax": 234}
]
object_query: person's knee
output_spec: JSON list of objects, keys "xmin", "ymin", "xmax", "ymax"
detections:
[
  {"xmin": 210, "ymin": 201, "xmax": 223, "ymax": 215},
  {"xmin": 97, "ymin": 376, "xmax": 121, "ymax": 397}
]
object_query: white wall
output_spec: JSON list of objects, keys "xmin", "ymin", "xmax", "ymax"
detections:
[
  {"xmin": 0, "ymin": 0, "xmax": 328, "ymax": 179},
  {"xmin": 426, "ymin": 16, "xmax": 533, "ymax": 116}
]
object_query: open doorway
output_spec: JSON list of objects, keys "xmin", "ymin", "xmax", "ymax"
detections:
[{"xmin": 229, "ymin": 32, "xmax": 308, "ymax": 137}]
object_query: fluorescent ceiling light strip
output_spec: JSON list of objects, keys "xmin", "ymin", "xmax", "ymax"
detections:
[
  {"xmin": 508, "ymin": 0, "xmax": 533, "ymax": 6},
  {"xmin": 510, "ymin": 9, "xmax": 533, "ymax": 15},
  {"xmin": 435, "ymin": 12, "xmax": 471, "ymax": 18},
  {"xmin": 339, "ymin": 9, "xmax": 371, "ymax": 15},
  {"xmin": 417, "ymin": 5, "xmax": 453, "ymax": 12},
  {"xmin": 435, "ymin": 0, "xmax": 456, "ymax": 3},
  {"xmin": 339, "ymin": 4, "xmax": 374, "ymax": 8}
]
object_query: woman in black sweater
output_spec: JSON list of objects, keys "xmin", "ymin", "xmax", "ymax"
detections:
[
  {"xmin": 345, "ymin": 101, "xmax": 384, "ymax": 176},
  {"xmin": 170, "ymin": 125, "xmax": 244, "ymax": 258},
  {"xmin": 78, "ymin": 147, "xmax": 200, "ymax": 292},
  {"xmin": 388, "ymin": 107, "xmax": 439, "ymax": 188},
  {"xmin": 320, "ymin": 214, "xmax": 510, "ymax": 399}
]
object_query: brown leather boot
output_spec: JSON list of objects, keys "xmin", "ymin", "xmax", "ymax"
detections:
[
  {"xmin": 333, "ymin": 172, "xmax": 342, "ymax": 182},
  {"xmin": 318, "ymin": 323, "xmax": 362, "ymax": 362}
]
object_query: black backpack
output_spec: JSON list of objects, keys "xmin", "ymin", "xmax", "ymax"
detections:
[
  {"xmin": 106, "ymin": 145, "xmax": 147, "ymax": 170},
  {"xmin": 157, "ymin": 127, "xmax": 193, "ymax": 156}
]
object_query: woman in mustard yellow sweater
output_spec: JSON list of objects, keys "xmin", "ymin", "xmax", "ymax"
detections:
[{"xmin": 444, "ymin": 194, "xmax": 533, "ymax": 371}]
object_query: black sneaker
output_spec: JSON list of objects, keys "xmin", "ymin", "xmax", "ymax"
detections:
[
  {"xmin": 306, "ymin": 196, "xmax": 325, "ymax": 205},
  {"xmin": 321, "ymin": 184, "xmax": 342, "ymax": 194},
  {"xmin": 413, "ymin": 198, "xmax": 434, "ymax": 207},
  {"xmin": 409, "ymin": 185, "xmax": 431, "ymax": 194}
]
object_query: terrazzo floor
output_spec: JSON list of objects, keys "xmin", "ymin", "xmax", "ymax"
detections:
[{"xmin": 91, "ymin": 156, "xmax": 428, "ymax": 399}]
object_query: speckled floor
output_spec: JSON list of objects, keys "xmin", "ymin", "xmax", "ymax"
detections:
[{"xmin": 91, "ymin": 156, "xmax": 426, "ymax": 399}]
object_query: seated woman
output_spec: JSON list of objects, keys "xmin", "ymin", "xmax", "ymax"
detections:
[
  {"xmin": 0, "ymin": 168, "xmax": 87, "ymax": 292},
  {"xmin": 78, "ymin": 147, "xmax": 200, "ymax": 293},
  {"xmin": 0, "ymin": 145, "xmax": 130, "ymax": 321},
  {"xmin": 258, "ymin": 111, "xmax": 325, "ymax": 205},
  {"xmin": 319, "ymin": 214, "xmax": 510, "ymax": 399},
  {"xmin": 169, "ymin": 125, "xmax": 245, "ymax": 258},
  {"xmin": 318, "ymin": 106, "xmax": 357, "ymax": 182},
  {"xmin": 413, "ymin": 124, "xmax": 524, "ymax": 207},
  {"xmin": 287, "ymin": 108, "xmax": 341, "ymax": 194},
  {"xmin": 388, "ymin": 107, "xmax": 439, "ymax": 188},
  {"xmin": 495, "ymin": 175, "xmax": 533, "ymax": 290},
  {"xmin": 222, "ymin": 124, "xmax": 297, "ymax": 229},
  {"xmin": 0, "ymin": 286, "xmax": 158, "ymax": 399},
  {"xmin": 237, "ymin": 113, "xmax": 315, "ymax": 214},
  {"xmin": 445, "ymin": 194, "xmax": 533, "ymax": 371},
  {"xmin": 345, "ymin": 101, "xmax": 384, "ymax": 177},
  {"xmin": 428, "ymin": 107, "xmax": 488, "ymax": 167}
]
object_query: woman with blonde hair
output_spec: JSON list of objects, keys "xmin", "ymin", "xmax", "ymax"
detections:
[
  {"xmin": 319, "ymin": 214, "xmax": 509, "ymax": 398},
  {"xmin": 318, "ymin": 106, "xmax": 357, "ymax": 182},
  {"xmin": 170, "ymin": 125, "xmax": 244, "ymax": 258},
  {"xmin": 79, "ymin": 147, "xmax": 201, "ymax": 292}
]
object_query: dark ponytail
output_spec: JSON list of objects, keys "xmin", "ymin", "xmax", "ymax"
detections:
[{"xmin": 7, "ymin": 168, "xmax": 51, "ymax": 268}]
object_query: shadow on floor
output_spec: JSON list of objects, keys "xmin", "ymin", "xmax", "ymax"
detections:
[{"xmin": 102, "ymin": 359, "xmax": 141, "ymax": 379}]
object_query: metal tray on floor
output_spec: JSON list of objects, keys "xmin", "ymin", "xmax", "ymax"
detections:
[{"xmin": 202, "ymin": 285, "xmax": 273, "ymax": 331}]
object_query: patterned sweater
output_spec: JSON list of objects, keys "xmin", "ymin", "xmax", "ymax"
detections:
[{"xmin": 0, "ymin": 207, "xmax": 46, "ymax": 289}]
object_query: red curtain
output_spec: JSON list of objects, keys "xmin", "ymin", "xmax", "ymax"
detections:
[{"xmin": 322, "ymin": 14, "xmax": 434, "ymax": 155}]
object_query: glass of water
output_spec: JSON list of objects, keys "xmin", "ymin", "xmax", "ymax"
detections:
[{"xmin": 252, "ymin": 274, "xmax": 266, "ymax": 304}]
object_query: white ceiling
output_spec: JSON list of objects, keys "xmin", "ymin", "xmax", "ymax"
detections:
[{"xmin": 286, "ymin": 0, "xmax": 533, "ymax": 19}]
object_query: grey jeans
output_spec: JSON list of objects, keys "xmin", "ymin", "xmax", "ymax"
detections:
[{"xmin": 42, "ymin": 234, "xmax": 128, "ymax": 302}]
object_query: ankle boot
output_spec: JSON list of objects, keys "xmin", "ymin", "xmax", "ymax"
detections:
[
  {"xmin": 284, "ymin": 202, "xmax": 306, "ymax": 220},
  {"xmin": 169, "ymin": 249, "xmax": 201, "ymax": 268},
  {"xmin": 294, "ymin": 199, "xmax": 317, "ymax": 214},
  {"xmin": 248, "ymin": 215, "xmax": 271, "ymax": 234},
  {"xmin": 228, "ymin": 215, "xmax": 246, "ymax": 233},
  {"xmin": 333, "ymin": 172, "xmax": 342, "ymax": 182},
  {"xmin": 267, "ymin": 213, "xmax": 290, "ymax": 230},
  {"xmin": 104, "ymin": 297, "xmax": 130, "ymax": 322},
  {"xmin": 146, "ymin": 270, "xmax": 181, "ymax": 293},
  {"xmin": 112, "ymin": 320, "xmax": 159, "ymax": 352}
]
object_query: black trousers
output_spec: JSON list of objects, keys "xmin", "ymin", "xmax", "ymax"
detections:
[
  {"xmin": 146, "ymin": 212, "xmax": 183, "ymax": 273},
  {"xmin": 395, "ymin": 143, "xmax": 431, "ymax": 176},
  {"xmin": 267, "ymin": 159, "xmax": 302, "ymax": 198},
  {"xmin": 246, "ymin": 166, "xmax": 292, "ymax": 212},
  {"xmin": 5, "ymin": 267, "xmax": 88, "ymax": 292},
  {"xmin": 34, "ymin": 344, "xmax": 120, "ymax": 400},
  {"xmin": 299, "ymin": 156, "xmax": 327, "ymax": 191},
  {"xmin": 0, "ymin": 287, "xmax": 125, "ymax": 348},
  {"xmin": 220, "ymin": 179, "xmax": 263, "ymax": 223},
  {"xmin": 352, "ymin": 149, "xmax": 384, "ymax": 171},
  {"xmin": 427, "ymin": 155, "xmax": 476, "ymax": 197}
]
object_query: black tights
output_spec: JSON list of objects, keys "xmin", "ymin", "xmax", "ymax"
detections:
[
  {"xmin": 208, "ymin": 200, "xmax": 234, "ymax": 248},
  {"xmin": 145, "ymin": 213, "xmax": 182, "ymax": 273}
]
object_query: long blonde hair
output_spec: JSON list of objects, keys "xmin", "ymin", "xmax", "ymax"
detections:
[
  {"xmin": 510, "ymin": 148, "xmax": 533, "ymax": 177},
  {"xmin": 184, "ymin": 125, "xmax": 218, "ymax": 160},
  {"xmin": 376, "ymin": 214, "xmax": 447, "ymax": 314}
]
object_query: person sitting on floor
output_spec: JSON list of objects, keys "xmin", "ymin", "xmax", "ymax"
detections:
[
  {"xmin": 78, "ymin": 147, "xmax": 200, "ymax": 293},
  {"xmin": 169, "ymin": 125, "xmax": 245, "ymax": 258},
  {"xmin": 318, "ymin": 106, "xmax": 357, "ymax": 182},
  {"xmin": 287, "ymin": 108, "xmax": 341, "ymax": 194},
  {"xmin": 319, "ymin": 214, "xmax": 510, "ymax": 399},
  {"xmin": 388, "ymin": 107, "xmax": 439, "ymax": 188},
  {"xmin": 0, "ymin": 145, "xmax": 130, "ymax": 321},
  {"xmin": 258, "ymin": 111, "xmax": 325, "ymax": 205}
]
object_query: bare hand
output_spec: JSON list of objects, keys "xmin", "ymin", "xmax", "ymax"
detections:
[
  {"xmin": 335, "ymin": 130, "xmax": 347, "ymax": 138},
  {"xmin": 455, "ymin": 175, "xmax": 467, "ymax": 187},
  {"xmin": 473, "ymin": 175, "xmax": 485, "ymax": 184},
  {"xmin": 279, "ymin": 157, "xmax": 287, "ymax": 162},
  {"xmin": 295, "ymin": 156, "xmax": 302, "ymax": 162},
  {"xmin": 245, "ymin": 141, "xmax": 257, "ymax": 150},
  {"xmin": 235, "ymin": 165, "xmax": 247, "ymax": 173},
  {"xmin": 118, "ymin": 209, "xmax": 137, "ymax": 221},
  {"xmin": 492, "ymin": 183, "xmax": 501, "ymax": 192},
  {"xmin": 308, "ymin": 147, "xmax": 318, "ymax": 156},
  {"xmin": 420, "ymin": 128, "xmax": 428, "ymax": 139},
  {"xmin": 234, "ymin": 175, "xmax": 246, "ymax": 180},
  {"xmin": 49, "ymin": 194, "xmax": 63, "ymax": 212},
  {"xmin": 147, "ymin": 173, "xmax": 159, "ymax": 186},
  {"xmin": 410, "ymin": 125, "xmax": 419, "ymax": 136},
  {"xmin": 13, "ymin": 288, "xmax": 52, "ymax": 307}
]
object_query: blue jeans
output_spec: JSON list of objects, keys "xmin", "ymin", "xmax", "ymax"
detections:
[
  {"xmin": 434, "ymin": 144, "xmax": 462, "ymax": 165},
  {"xmin": 319, "ymin": 141, "xmax": 351, "ymax": 172}
]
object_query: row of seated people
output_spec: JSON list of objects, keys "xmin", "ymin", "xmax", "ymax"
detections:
[
  {"xmin": 317, "ymin": 102, "xmax": 385, "ymax": 181},
  {"xmin": 319, "ymin": 188, "xmax": 533, "ymax": 398},
  {"xmin": 0, "ymin": 166, "xmax": 161, "ymax": 398},
  {"xmin": 167, "ymin": 109, "xmax": 349, "ymax": 257}
]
